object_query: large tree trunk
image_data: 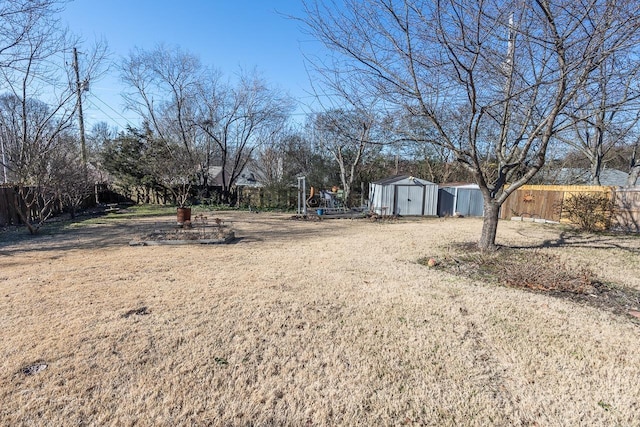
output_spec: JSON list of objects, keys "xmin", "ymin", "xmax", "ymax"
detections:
[
  {"xmin": 478, "ymin": 201, "xmax": 501, "ymax": 252},
  {"xmin": 221, "ymin": 186, "xmax": 232, "ymax": 205},
  {"xmin": 13, "ymin": 190, "xmax": 39, "ymax": 235},
  {"xmin": 590, "ymin": 153, "xmax": 603, "ymax": 186}
]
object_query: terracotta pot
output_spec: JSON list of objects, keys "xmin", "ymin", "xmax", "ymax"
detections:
[{"xmin": 177, "ymin": 207, "xmax": 192, "ymax": 225}]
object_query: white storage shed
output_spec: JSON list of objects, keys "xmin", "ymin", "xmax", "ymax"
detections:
[{"xmin": 369, "ymin": 175, "xmax": 439, "ymax": 216}]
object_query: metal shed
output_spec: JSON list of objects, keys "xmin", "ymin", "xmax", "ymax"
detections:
[
  {"xmin": 369, "ymin": 175, "xmax": 438, "ymax": 216},
  {"xmin": 438, "ymin": 183, "xmax": 484, "ymax": 217}
]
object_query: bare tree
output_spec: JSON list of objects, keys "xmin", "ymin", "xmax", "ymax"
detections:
[
  {"xmin": 0, "ymin": 0, "xmax": 107, "ymax": 232},
  {"xmin": 303, "ymin": 0, "xmax": 640, "ymax": 250},
  {"xmin": 0, "ymin": 94, "xmax": 75, "ymax": 233},
  {"xmin": 196, "ymin": 70, "xmax": 294, "ymax": 204},
  {"xmin": 390, "ymin": 114, "xmax": 471, "ymax": 183},
  {"xmin": 0, "ymin": 1, "xmax": 60, "ymax": 66},
  {"xmin": 254, "ymin": 127, "xmax": 333, "ymax": 190},
  {"xmin": 121, "ymin": 47, "xmax": 294, "ymax": 205},
  {"xmin": 0, "ymin": 1, "xmax": 76, "ymax": 233},
  {"xmin": 253, "ymin": 130, "xmax": 289, "ymax": 187},
  {"xmin": 560, "ymin": 53, "xmax": 640, "ymax": 185},
  {"xmin": 309, "ymin": 108, "xmax": 383, "ymax": 205},
  {"xmin": 121, "ymin": 45, "xmax": 206, "ymax": 204},
  {"xmin": 50, "ymin": 134, "xmax": 93, "ymax": 218},
  {"xmin": 304, "ymin": 46, "xmax": 396, "ymax": 204},
  {"xmin": 121, "ymin": 44, "xmax": 202, "ymax": 153}
]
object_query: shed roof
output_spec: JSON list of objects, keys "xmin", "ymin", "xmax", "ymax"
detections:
[
  {"xmin": 372, "ymin": 175, "xmax": 435, "ymax": 186},
  {"xmin": 439, "ymin": 182, "xmax": 480, "ymax": 189}
]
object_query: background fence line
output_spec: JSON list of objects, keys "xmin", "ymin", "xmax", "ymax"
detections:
[
  {"xmin": 2, "ymin": 184, "xmax": 639, "ymax": 232},
  {"xmin": 0, "ymin": 186, "xmax": 19, "ymax": 226},
  {"xmin": 500, "ymin": 185, "xmax": 640, "ymax": 232}
]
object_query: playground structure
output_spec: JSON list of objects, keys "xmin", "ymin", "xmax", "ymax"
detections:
[
  {"xmin": 306, "ymin": 186, "xmax": 346, "ymax": 212},
  {"xmin": 296, "ymin": 176, "xmax": 367, "ymax": 218}
]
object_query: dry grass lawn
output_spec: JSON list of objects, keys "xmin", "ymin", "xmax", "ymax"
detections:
[{"xmin": 1, "ymin": 211, "xmax": 639, "ymax": 426}]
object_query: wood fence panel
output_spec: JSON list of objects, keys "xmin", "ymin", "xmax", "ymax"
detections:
[
  {"xmin": 501, "ymin": 185, "xmax": 615, "ymax": 223},
  {"xmin": 0, "ymin": 187, "xmax": 9, "ymax": 226},
  {"xmin": 0, "ymin": 186, "xmax": 60, "ymax": 227},
  {"xmin": 612, "ymin": 188, "xmax": 640, "ymax": 233},
  {"xmin": 501, "ymin": 188, "xmax": 565, "ymax": 221},
  {"xmin": 0, "ymin": 187, "xmax": 20, "ymax": 226}
]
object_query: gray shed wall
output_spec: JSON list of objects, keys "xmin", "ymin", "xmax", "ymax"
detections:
[
  {"xmin": 438, "ymin": 186, "xmax": 484, "ymax": 217},
  {"xmin": 456, "ymin": 188, "xmax": 484, "ymax": 216},
  {"xmin": 370, "ymin": 179, "xmax": 438, "ymax": 216},
  {"xmin": 369, "ymin": 183, "xmax": 396, "ymax": 215}
]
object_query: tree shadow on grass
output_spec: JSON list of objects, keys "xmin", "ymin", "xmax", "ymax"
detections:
[
  {"xmin": 0, "ymin": 213, "xmax": 344, "ymax": 255},
  {"xmin": 509, "ymin": 229, "xmax": 640, "ymax": 255},
  {"xmin": 0, "ymin": 221, "xmax": 139, "ymax": 255},
  {"xmin": 436, "ymin": 239, "xmax": 640, "ymax": 325}
]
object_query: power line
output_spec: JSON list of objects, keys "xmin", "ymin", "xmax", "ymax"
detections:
[
  {"xmin": 84, "ymin": 98, "xmax": 134, "ymax": 129},
  {"xmin": 85, "ymin": 95, "xmax": 137, "ymax": 128}
]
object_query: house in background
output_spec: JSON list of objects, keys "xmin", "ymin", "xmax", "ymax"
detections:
[
  {"xmin": 207, "ymin": 164, "xmax": 265, "ymax": 189},
  {"xmin": 234, "ymin": 169, "xmax": 264, "ymax": 188},
  {"xmin": 538, "ymin": 167, "xmax": 629, "ymax": 187},
  {"xmin": 369, "ymin": 175, "xmax": 439, "ymax": 216}
]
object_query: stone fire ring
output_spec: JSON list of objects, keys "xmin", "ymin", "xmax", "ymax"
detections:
[{"xmin": 129, "ymin": 233, "xmax": 235, "ymax": 246}]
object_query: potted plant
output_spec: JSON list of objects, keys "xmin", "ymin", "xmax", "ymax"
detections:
[{"xmin": 175, "ymin": 183, "xmax": 192, "ymax": 226}]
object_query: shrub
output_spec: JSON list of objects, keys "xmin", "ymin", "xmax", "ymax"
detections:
[
  {"xmin": 497, "ymin": 251, "xmax": 596, "ymax": 294},
  {"xmin": 427, "ymin": 246, "xmax": 598, "ymax": 295},
  {"xmin": 560, "ymin": 193, "xmax": 614, "ymax": 232}
]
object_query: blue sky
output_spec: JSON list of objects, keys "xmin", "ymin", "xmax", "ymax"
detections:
[{"xmin": 60, "ymin": 0, "xmax": 321, "ymax": 130}]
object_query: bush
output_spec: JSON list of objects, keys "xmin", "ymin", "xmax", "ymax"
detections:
[
  {"xmin": 497, "ymin": 251, "xmax": 596, "ymax": 294},
  {"xmin": 424, "ymin": 247, "xmax": 598, "ymax": 294},
  {"xmin": 560, "ymin": 193, "xmax": 614, "ymax": 232}
]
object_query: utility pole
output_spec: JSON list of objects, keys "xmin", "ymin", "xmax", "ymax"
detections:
[{"xmin": 73, "ymin": 47, "xmax": 88, "ymax": 179}]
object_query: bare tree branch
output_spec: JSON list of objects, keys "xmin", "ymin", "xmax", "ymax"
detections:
[{"xmin": 302, "ymin": 0, "xmax": 640, "ymax": 250}]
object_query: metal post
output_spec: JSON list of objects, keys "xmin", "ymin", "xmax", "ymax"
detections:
[
  {"xmin": 297, "ymin": 177, "xmax": 301, "ymax": 215},
  {"xmin": 297, "ymin": 176, "xmax": 307, "ymax": 216},
  {"xmin": 302, "ymin": 176, "xmax": 307, "ymax": 216},
  {"xmin": 0, "ymin": 124, "xmax": 7, "ymax": 184}
]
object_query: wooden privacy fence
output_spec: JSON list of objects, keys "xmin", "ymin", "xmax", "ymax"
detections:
[
  {"xmin": 0, "ymin": 185, "xmax": 72, "ymax": 227},
  {"xmin": 0, "ymin": 186, "xmax": 55, "ymax": 227},
  {"xmin": 0, "ymin": 186, "xmax": 20, "ymax": 226},
  {"xmin": 239, "ymin": 186, "xmax": 297, "ymax": 210},
  {"xmin": 612, "ymin": 187, "xmax": 640, "ymax": 233},
  {"xmin": 500, "ymin": 185, "xmax": 640, "ymax": 232}
]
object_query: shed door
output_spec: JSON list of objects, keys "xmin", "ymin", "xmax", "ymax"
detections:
[
  {"xmin": 438, "ymin": 188, "xmax": 456, "ymax": 216},
  {"xmin": 395, "ymin": 185, "xmax": 424, "ymax": 215}
]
